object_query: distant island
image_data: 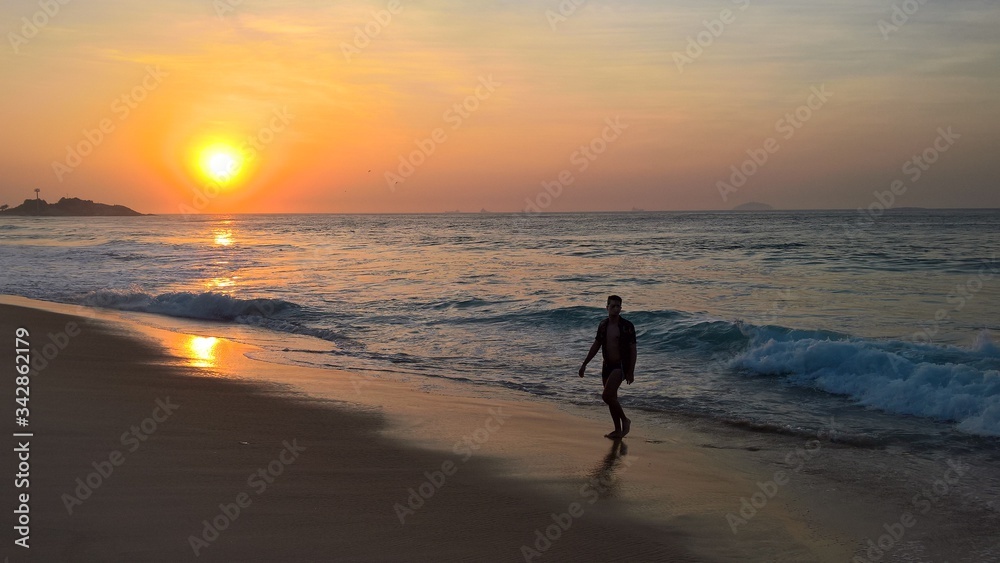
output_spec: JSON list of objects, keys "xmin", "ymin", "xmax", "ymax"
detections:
[
  {"xmin": 0, "ymin": 197, "xmax": 146, "ymax": 217},
  {"xmin": 732, "ymin": 202, "xmax": 774, "ymax": 211},
  {"xmin": 885, "ymin": 207, "xmax": 928, "ymax": 212}
]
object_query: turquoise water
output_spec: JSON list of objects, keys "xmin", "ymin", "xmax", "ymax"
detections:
[{"xmin": 2, "ymin": 210, "xmax": 999, "ymax": 448}]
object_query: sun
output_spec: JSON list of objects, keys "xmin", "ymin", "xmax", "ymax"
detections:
[
  {"xmin": 186, "ymin": 136, "xmax": 257, "ymax": 192},
  {"xmin": 209, "ymin": 153, "xmax": 238, "ymax": 179},
  {"xmin": 200, "ymin": 145, "xmax": 244, "ymax": 183}
]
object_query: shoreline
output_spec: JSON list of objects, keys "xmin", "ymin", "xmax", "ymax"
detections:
[{"xmin": 2, "ymin": 296, "xmax": 995, "ymax": 561}]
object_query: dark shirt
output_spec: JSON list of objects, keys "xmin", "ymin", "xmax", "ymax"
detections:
[{"xmin": 595, "ymin": 316, "xmax": 637, "ymax": 368}]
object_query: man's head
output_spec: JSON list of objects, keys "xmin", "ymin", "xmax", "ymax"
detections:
[{"xmin": 606, "ymin": 295, "xmax": 622, "ymax": 318}]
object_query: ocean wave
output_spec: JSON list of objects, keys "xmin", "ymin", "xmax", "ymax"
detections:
[
  {"xmin": 101, "ymin": 251, "xmax": 147, "ymax": 261},
  {"xmin": 520, "ymin": 306, "xmax": 846, "ymax": 355},
  {"xmin": 78, "ymin": 287, "xmax": 361, "ymax": 348},
  {"xmin": 732, "ymin": 329, "xmax": 1000, "ymax": 437},
  {"xmin": 713, "ymin": 417, "xmax": 884, "ymax": 447},
  {"xmin": 81, "ymin": 288, "xmax": 300, "ymax": 321}
]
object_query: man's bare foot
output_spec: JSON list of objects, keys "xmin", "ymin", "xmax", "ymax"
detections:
[
  {"xmin": 604, "ymin": 431, "xmax": 621, "ymax": 439},
  {"xmin": 620, "ymin": 418, "xmax": 631, "ymax": 437}
]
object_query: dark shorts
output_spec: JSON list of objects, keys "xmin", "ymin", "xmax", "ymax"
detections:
[{"xmin": 602, "ymin": 361, "xmax": 624, "ymax": 385}]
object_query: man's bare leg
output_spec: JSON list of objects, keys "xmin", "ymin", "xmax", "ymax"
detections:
[{"xmin": 602, "ymin": 370, "xmax": 629, "ymax": 438}]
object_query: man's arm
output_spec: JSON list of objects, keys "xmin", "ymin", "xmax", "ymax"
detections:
[
  {"xmin": 579, "ymin": 341, "xmax": 601, "ymax": 377},
  {"xmin": 626, "ymin": 343, "xmax": 637, "ymax": 384}
]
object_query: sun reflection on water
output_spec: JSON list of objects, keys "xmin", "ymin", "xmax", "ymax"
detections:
[
  {"xmin": 206, "ymin": 276, "xmax": 238, "ymax": 290},
  {"xmin": 214, "ymin": 230, "xmax": 233, "ymax": 246}
]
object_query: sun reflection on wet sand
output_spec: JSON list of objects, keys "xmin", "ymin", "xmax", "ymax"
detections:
[
  {"xmin": 147, "ymin": 329, "xmax": 249, "ymax": 377},
  {"xmin": 187, "ymin": 336, "xmax": 219, "ymax": 368}
]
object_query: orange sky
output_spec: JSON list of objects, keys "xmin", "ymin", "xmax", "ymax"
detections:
[{"xmin": 1, "ymin": 0, "xmax": 998, "ymax": 213}]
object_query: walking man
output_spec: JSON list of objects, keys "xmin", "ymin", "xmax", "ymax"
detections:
[{"xmin": 579, "ymin": 295, "xmax": 636, "ymax": 439}]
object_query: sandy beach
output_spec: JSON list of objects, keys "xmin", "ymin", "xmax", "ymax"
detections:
[
  {"xmin": 4, "ymin": 0, "xmax": 999, "ymax": 558},
  {"xmin": 1, "ymin": 296, "xmax": 995, "ymax": 562}
]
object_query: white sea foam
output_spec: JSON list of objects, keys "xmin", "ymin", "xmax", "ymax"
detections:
[{"xmin": 733, "ymin": 329, "xmax": 1000, "ymax": 436}]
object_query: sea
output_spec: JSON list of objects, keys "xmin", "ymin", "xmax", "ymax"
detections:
[{"xmin": 2, "ymin": 209, "xmax": 999, "ymax": 455}]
